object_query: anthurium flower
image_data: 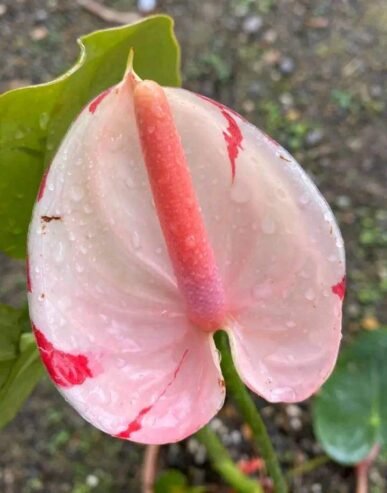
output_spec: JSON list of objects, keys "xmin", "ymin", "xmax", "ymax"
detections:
[{"xmin": 27, "ymin": 67, "xmax": 345, "ymax": 444}]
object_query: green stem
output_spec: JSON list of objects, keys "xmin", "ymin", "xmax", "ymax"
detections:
[
  {"xmin": 215, "ymin": 331, "xmax": 288, "ymax": 493},
  {"xmin": 287, "ymin": 455, "xmax": 329, "ymax": 479},
  {"xmin": 196, "ymin": 426, "xmax": 263, "ymax": 493}
]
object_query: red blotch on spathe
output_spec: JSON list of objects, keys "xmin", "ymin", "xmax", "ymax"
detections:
[
  {"xmin": 26, "ymin": 255, "xmax": 32, "ymax": 292},
  {"xmin": 32, "ymin": 324, "xmax": 93, "ymax": 388},
  {"xmin": 332, "ymin": 276, "xmax": 346, "ymax": 300},
  {"xmin": 198, "ymin": 94, "xmax": 244, "ymax": 181},
  {"xmin": 89, "ymin": 88, "xmax": 111, "ymax": 114},
  {"xmin": 37, "ymin": 168, "xmax": 49, "ymax": 202},
  {"xmin": 116, "ymin": 349, "xmax": 189, "ymax": 439}
]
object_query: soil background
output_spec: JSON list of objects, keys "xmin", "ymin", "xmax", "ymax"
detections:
[{"xmin": 0, "ymin": 0, "xmax": 386, "ymax": 492}]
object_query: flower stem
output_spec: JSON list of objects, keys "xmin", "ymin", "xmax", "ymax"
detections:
[
  {"xmin": 287, "ymin": 455, "xmax": 329, "ymax": 479},
  {"xmin": 215, "ymin": 331, "xmax": 288, "ymax": 493},
  {"xmin": 355, "ymin": 444, "xmax": 380, "ymax": 493},
  {"xmin": 141, "ymin": 445, "xmax": 159, "ymax": 493},
  {"xmin": 196, "ymin": 426, "xmax": 263, "ymax": 493}
]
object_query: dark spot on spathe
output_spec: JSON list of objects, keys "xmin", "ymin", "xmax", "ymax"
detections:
[
  {"xmin": 279, "ymin": 153, "xmax": 292, "ymax": 163},
  {"xmin": 41, "ymin": 215, "xmax": 62, "ymax": 223},
  {"xmin": 218, "ymin": 378, "xmax": 226, "ymax": 389}
]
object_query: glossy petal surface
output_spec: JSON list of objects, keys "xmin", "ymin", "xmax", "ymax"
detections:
[{"xmin": 28, "ymin": 79, "xmax": 345, "ymax": 443}]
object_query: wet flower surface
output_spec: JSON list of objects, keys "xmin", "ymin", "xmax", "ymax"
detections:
[{"xmin": 27, "ymin": 72, "xmax": 345, "ymax": 444}]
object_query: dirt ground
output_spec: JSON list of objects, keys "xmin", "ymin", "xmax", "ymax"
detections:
[{"xmin": 0, "ymin": 0, "xmax": 386, "ymax": 492}]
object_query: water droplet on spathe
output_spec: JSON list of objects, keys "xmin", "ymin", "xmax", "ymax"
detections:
[
  {"xmin": 58, "ymin": 296, "xmax": 71, "ymax": 310},
  {"xmin": 305, "ymin": 288, "xmax": 315, "ymax": 301},
  {"xmin": 299, "ymin": 193, "xmax": 310, "ymax": 205},
  {"xmin": 131, "ymin": 231, "xmax": 141, "ymax": 250},
  {"xmin": 299, "ymin": 265, "xmax": 311, "ymax": 279},
  {"xmin": 252, "ymin": 282, "xmax": 273, "ymax": 300},
  {"xmin": 54, "ymin": 243, "xmax": 64, "ymax": 263},
  {"xmin": 230, "ymin": 181, "xmax": 250, "ymax": 204},
  {"xmin": 125, "ymin": 176, "xmax": 135, "ymax": 189},
  {"xmin": 109, "ymin": 133, "xmax": 123, "ymax": 151},
  {"xmin": 70, "ymin": 185, "xmax": 85, "ymax": 202},
  {"xmin": 270, "ymin": 386, "xmax": 296, "ymax": 402},
  {"xmin": 336, "ymin": 237, "xmax": 344, "ymax": 248},
  {"xmin": 116, "ymin": 358, "xmax": 127, "ymax": 369},
  {"xmin": 286, "ymin": 320, "xmax": 296, "ymax": 328},
  {"xmin": 83, "ymin": 204, "xmax": 92, "ymax": 214},
  {"xmin": 276, "ymin": 188, "xmax": 286, "ymax": 200},
  {"xmin": 261, "ymin": 216, "xmax": 276, "ymax": 234}
]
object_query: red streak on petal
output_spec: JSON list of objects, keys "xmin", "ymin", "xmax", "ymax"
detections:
[
  {"xmin": 26, "ymin": 255, "xmax": 32, "ymax": 292},
  {"xmin": 88, "ymin": 88, "xmax": 111, "ymax": 114},
  {"xmin": 332, "ymin": 276, "xmax": 346, "ymax": 300},
  {"xmin": 32, "ymin": 324, "xmax": 93, "ymax": 388},
  {"xmin": 198, "ymin": 94, "xmax": 244, "ymax": 181},
  {"xmin": 116, "ymin": 405, "xmax": 152, "ymax": 438},
  {"xmin": 37, "ymin": 168, "xmax": 49, "ymax": 201},
  {"xmin": 221, "ymin": 110, "xmax": 243, "ymax": 181},
  {"xmin": 116, "ymin": 349, "xmax": 189, "ymax": 439}
]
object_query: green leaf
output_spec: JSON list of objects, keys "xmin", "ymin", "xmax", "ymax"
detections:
[
  {"xmin": 155, "ymin": 470, "xmax": 205, "ymax": 493},
  {"xmin": 313, "ymin": 329, "xmax": 387, "ymax": 465},
  {"xmin": 0, "ymin": 361, "xmax": 13, "ymax": 389},
  {"xmin": 155, "ymin": 470, "xmax": 187, "ymax": 493},
  {"xmin": 0, "ymin": 15, "xmax": 181, "ymax": 258},
  {"xmin": 0, "ymin": 304, "xmax": 43, "ymax": 427},
  {"xmin": 0, "ymin": 333, "xmax": 43, "ymax": 429},
  {"xmin": 0, "ymin": 304, "xmax": 23, "ymax": 361}
]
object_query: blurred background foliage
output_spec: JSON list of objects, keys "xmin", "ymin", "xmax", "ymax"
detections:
[{"xmin": 0, "ymin": 0, "xmax": 386, "ymax": 492}]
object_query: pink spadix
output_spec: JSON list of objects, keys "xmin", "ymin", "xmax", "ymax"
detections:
[
  {"xmin": 133, "ymin": 80, "xmax": 226, "ymax": 331},
  {"xmin": 27, "ymin": 70, "xmax": 345, "ymax": 444}
]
